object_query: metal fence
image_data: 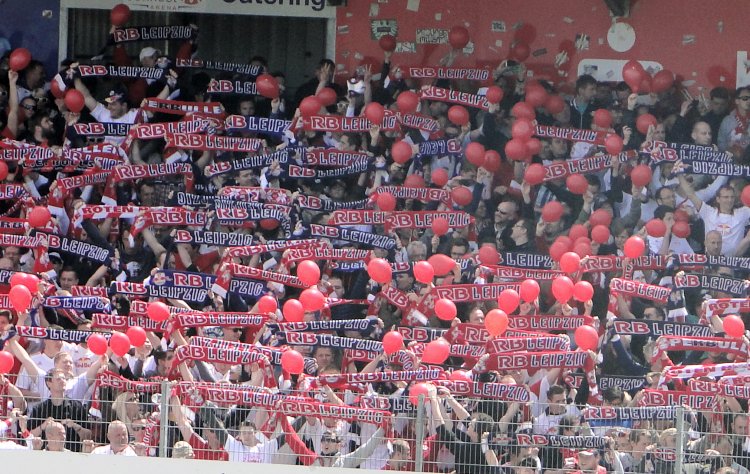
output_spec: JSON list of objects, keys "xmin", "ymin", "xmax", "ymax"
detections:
[{"xmin": 2, "ymin": 372, "xmax": 749, "ymax": 473}]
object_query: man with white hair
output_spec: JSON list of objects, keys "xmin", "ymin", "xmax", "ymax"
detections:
[{"xmin": 89, "ymin": 420, "xmax": 137, "ymax": 456}]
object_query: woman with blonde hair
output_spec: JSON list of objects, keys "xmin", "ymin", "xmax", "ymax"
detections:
[{"xmin": 111, "ymin": 392, "xmax": 143, "ymax": 433}]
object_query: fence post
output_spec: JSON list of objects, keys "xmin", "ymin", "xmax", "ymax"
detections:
[
  {"xmin": 414, "ymin": 394, "xmax": 426, "ymax": 472},
  {"xmin": 159, "ymin": 380, "xmax": 171, "ymax": 458},
  {"xmin": 675, "ymin": 405, "xmax": 685, "ymax": 473}
]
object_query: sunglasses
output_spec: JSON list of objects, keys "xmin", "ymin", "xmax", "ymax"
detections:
[
  {"xmin": 132, "ymin": 425, "xmax": 145, "ymax": 432},
  {"xmin": 739, "ymin": 96, "xmax": 750, "ymax": 101},
  {"xmin": 232, "ymin": 328, "xmax": 243, "ymax": 333}
]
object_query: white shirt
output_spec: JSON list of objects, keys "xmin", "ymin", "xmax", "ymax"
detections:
[
  {"xmin": 698, "ymin": 203, "xmax": 750, "ymax": 256},
  {"xmin": 90, "ymin": 103, "xmax": 141, "ymax": 145},
  {"xmin": 648, "ymin": 235, "xmax": 694, "ymax": 256},
  {"xmin": 224, "ymin": 435, "xmax": 278, "ymax": 463},
  {"xmin": 16, "ymin": 353, "xmax": 55, "ymax": 412},
  {"xmin": 91, "ymin": 444, "xmax": 137, "ymax": 456}
]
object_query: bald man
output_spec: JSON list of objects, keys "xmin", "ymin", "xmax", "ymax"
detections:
[
  {"xmin": 691, "ymin": 121, "xmax": 712, "ymax": 146},
  {"xmin": 704, "ymin": 231, "xmax": 723, "ymax": 256}
]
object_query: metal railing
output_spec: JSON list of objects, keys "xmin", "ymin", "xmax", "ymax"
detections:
[{"xmin": 3, "ymin": 372, "xmax": 750, "ymax": 473}]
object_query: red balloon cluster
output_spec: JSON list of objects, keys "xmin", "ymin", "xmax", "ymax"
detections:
[{"xmin": 622, "ymin": 61, "xmax": 674, "ymax": 94}]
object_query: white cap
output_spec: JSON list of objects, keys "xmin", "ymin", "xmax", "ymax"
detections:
[{"xmin": 139, "ymin": 47, "xmax": 160, "ymax": 62}]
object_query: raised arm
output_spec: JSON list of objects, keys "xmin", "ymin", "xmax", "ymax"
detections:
[{"xmin": 73, "ymin": 77, "xmax": 101, "ymax": 113}]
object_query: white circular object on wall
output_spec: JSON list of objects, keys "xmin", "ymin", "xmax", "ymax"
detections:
[{"xmin": 607, "ymin": 22, "xmax": 636, "ymax": 52}]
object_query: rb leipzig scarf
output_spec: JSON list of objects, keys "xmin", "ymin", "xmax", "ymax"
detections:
[
  {"xmin": 92, "ymin": 314, "xmax": 168, "ymax": 332},
  {"xmin": 43, "ymin": 296, "xmax": 111, "ymax": 312},
  {"xmin": 673, "ymin": 273, "xmax": 749, "ymax": 297},
  {"xmin": 514, "ymin": 434, "xmax": 608, "ymax": 449},
  {"xmin": 286, "ymin": 161, "xmax": 370, "ymax": 180},
  {"xmin": 652, "ymin": 336, "xmax": 749, "ymax": 360},
  {"xmin": 534, "ymin": 125, "xmax": 607, "ymax": 144},
  {"xmin": 207, "ymin": 79, "xmax": 258, "ymax": 95},
  {"xmin": 174, "ymin": 57, "xmax": 264, "ymax": 77},
  {"xmin": 384, "ymin": 211, "xmax": 473, "ymax": 232},
  {"xmin": 165, "ymin": 132, "xmax": 260, "ymax": 152},
  {"xmin": 15, "ymin": 325, "xmax": 110, "ymax": 345},
  {"xmin": 302, "ymin": 114, "xmax": 400, "ymax": 133},
  {"xmin": 110, "ymin": 280, "xmax": 208, "ymax": 303},
  {"xmin": 482, "ymin": 351, "xmax": 589, "ymax": 371},
  {"xmin": 296, "ymin": 195, "xmax": 371, "ymax": 212},
  {"xmin": 225, "ymin": 239, "xmax": 321, "ymax": 258},
  {"xmin": 308, "ymin": 224, "xmax": 396, "ymax": 249},
  {"xmin": 643, "ymin": 140, "xmax": 733, "ymax": 164},
  {"xmin": 277, "ymin": 332, "xmax": 382, "ymax": 352},
  {"xmin": 404, "ymin": 67, "xmax": 490, "ymax": 81},
  {"xmin": 671, "ymin": 254, "xmax": 750, "ymax": 271},
  {"xmin": 279, "ymin": 397, "xmax": 391, "ymax": 429},
  {"xmin": 204, "ymin": 148, "xmax": 299, "ymax": 177},
  {"xmin": 689, "ymin": 379, "xmax": 750, "ymax": 399},
  {"xmin": 417, "ymin": 138, "xmax": 462, "ymax": 156},
  {"xmin": 317, "ymin": 368, "xmax": 444, "ymax": 386},
  {"xmin": 173, "ymin": 229, "xmax": 256, "ymax": 247},
  {"xmin": 640, "ymin": 389, "xmax": 716, "ymax": 409},
  {"xmin": 169, "ymin": 312, "xmax": 268, "ymax": 329},
  {"xmin": 143, "ymin": 99, "xmax": 224, "ymax": 118},
  {"xmin": 432, "ymin": 283, "xmax": 521, "ymax": 302},
  {"xmin": 434, "ymin": 380, "xmax": 530, "ymax": 402},
  {"xmin": 420, "ymin": 86, "xmax": 489, "ymax": 110},
  {"xmin": 224, "ymin": 115, "xmax": 291, "ymax": 137},
  {"xmin": 609, "ymin": 278, "xmax": 671, "ymax": 303},
  {"xmin": 681, "ymin": 160, "xmax": 750, "ymax": 178},
  {"xmin": 76, "ymin": 64, "xmax": 164, "ymax": 81},
  {"xmin": 613, "ymin": 319, "xmax": 713, "ymax": 337},
  {"xmin": 543, "ymin": 151, "xmax": 636, "ymax": 182},
  {"xmin": 582, "ymin": 405, "xmax": 676, "ymax": 421},
  {"xmin": 304, "ymin": 148, "xmax": 369, "ymax": 167},
  {"xmin": 396, "ymin": 113, "xmax": 441, "ymax": 133},
  {"xmin": 375, "ymin": 185, "xmax": 452, "ymax": 204},
  {"xmin": 112, "ymin": 25, "xmax": 195, "ymax": 43},
  {"xmin": 660, "ymin": 361, "xmax": 750, "ymax": 385},
  {"xmin": 269, "ymin": 319, "xmax": 375, "ymax": 333},
  {"xmin": 172, "ymin": 342, "xmax": 270, "ymax": 368},
  {"xmin": 705, "ymin": 298, "xmax": 750, "ymax": 318},
  {"xmin": 281, "ymin": 247, "xmax": 371, "ymax": 264}
]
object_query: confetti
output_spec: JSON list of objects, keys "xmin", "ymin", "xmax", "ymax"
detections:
[
  {"xmin": 563, "ymin": 16, "xmax": 574, "ymax": 24},
  {"xmin": 682, "ymin": 34, "xmax": 696, "ymax": 45},
  {"xmin": 406, "ymin": 0, "xmax": 420, "ymax": 12},
  {"xmin": 491, "ymin": 21, "xmax": 506, "ymax": 33}
]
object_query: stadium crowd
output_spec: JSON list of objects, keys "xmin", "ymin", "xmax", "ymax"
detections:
[{"xmin": 0, "ymin": 9, "xmax": 749, "ymax": 474}]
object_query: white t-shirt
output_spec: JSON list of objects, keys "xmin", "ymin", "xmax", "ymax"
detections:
[
  {"xmin": 90, "ymin": 103, "xmax": 141, "ymax": 145},
  {"xmin": 91, "ymin": 444, "xmax": 137, "ymax": 456},
  {"xmin": 16, "ymin": 353, "xmax": 55, "ymax": 412},
  {"xmin": 224, "ymin": 435, "xmax": 278, "ymax": 463},
  {"xmin": 68, "ymin": 345, "xmax": 95, "ymax": 376},
  {"xmin": 648, "ymin": 235, "xmax": 694, "ymax": 255},
  {"xmin": 698, "ymin": 204, "xmax": 750, "ymax": 256}
]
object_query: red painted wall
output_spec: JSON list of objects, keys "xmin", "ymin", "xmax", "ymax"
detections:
[{"xmin": 335, "ymin": 0, "xmax": 746, "ymax": 93}]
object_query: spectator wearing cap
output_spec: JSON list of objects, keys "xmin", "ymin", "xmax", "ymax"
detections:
[{"xmin": 572, "ymin": 448, "xmax": 608, "ymax": 474}]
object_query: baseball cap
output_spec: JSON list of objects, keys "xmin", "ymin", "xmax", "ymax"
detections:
[
  {"xmin": 347, "ymin": 77, "xmax": 365, "ymax": 95},
  {"xmin": 322, "ymin": 430, "xmax": 340, "ymax": 442},
  {"xmin": 104, "ymin": 86, "xmax": 128, "ymax": 104},
  {"xmin": 48, "ymin": 252, "xmax": 63, "ymax": 263},
  {"xmin": 139, "ymin": 46, "xmax": 160, "ymax": 62}
]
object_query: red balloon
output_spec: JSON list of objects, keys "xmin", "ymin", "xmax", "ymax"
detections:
[
  {"xmin": 300, "ymin": 287, "xmax": 326, "ymax": 312},
  {"xmin": 283, "ymin": 299, "xmax": 305, "ymax": 322},
  {"xmin": 258, "ymin": 295, "xmax": 278, "ymax": 313},
  {"xmin": 672, "ymin": 220, "xmax": 691, "ymax": 239},
  {"xmin": 110, "ymin": 3, "xmax": 131, "ymax": 26},
  {"xmin": 0, "ymin": 351, "xmax": 12, "ymax": 374},
  {"xmin": 630, "ymin": 164, "xmax": 652, "ymax": 187},
  {"xmin": 13, "ymin": 273, "xmax": 38, "ymax": 293},
  {"xmin": 109, "ymin": 332, "xmax": 131, "ymax": 357},
  {"xmin": 526, "ymin": 138, "xmax": 542, "ymax": 156},
  {"xmin": 367, "ymin": 258, "xmax": 393, "ymax": 283},
  {"xmin": 574, "ymin": 241, "xmax": 592, "ymax": 258},
  {"xmin": 555, "ymin": 236, "xmax": 573, "ymax": 249},
  {"xmin": 593, "ymin": 109, "xmax": 613, "ymax": 129},
  {"xmin": 0, "ymin": 161, "xmax": 8, "ymax": 181},
  {"xmin": 511, "ymin": 102, "xmax": 536, "ymax": 121},
  {"xmin": 50, "ymin": 79, "xmax": 64, "ymax": 99},
  {"xmin": 605, "ymin": 134, "xmax": 624, "ymax": 155},
  {"xmin": 520, "ymin": 279, "xmax": 540, "ymax": 303},
  {"xmin": 87, "ymin": 334, "xmax": 108, "ymax": 356},
  {"xmin": 260, "ymin": 218, "xmax": 279, "ymax": 230},
  {"xmin": 724, "ymin": 315, "xmax": 746, "ymax": 338},
  {"xmin": 316, "ymin": 87, "xmax": 337, "ymax": 106},
  {"xmin": 511, "ymin": 118, "xmax": 535, "ymax": 141},
  {"xmin": 64, "ymin": 89, "xmax": 85, "ymax": 113},
  {"xmin": 505, "ymin": 138, "xmax": 528, "ymax": 161},
  {"xmin": 8, "ymin": 273, "xmax": 24, "ymax": 289},
  {"xmin": 448, "ymin": 105, "xmax": 469, "ymax": 126},
  {"xmin": 126, "ymin": 326, "xmax": 147, "ymax": 347},
  {"xmin": 364, "ymin": 102, "xmax": 385, "ymax": 125},
  {"xmin": 524, "ymin": 163, "xmax": 546, "ymax": 185},
  {"xmin": 378, "ymin": 34, "xmax": 397, "ymax": 52},
  {"xmin": 28, "ymin": 206, "xmax": 51, "ymax": 229},
  {"xmin": 497, "ymin": 289, "xmax": 520, "ymax": 314},
  {"xmin": 636, "ymin": 113, "xmax": 658, "ymax": 135},
  {"xmin": 645, "ymin": 219, "xmax": 667, "ymax": 238},
  {"xmin": 435, "ymin": 298, "xmax": 457, "ymax": 321},
  {"xmin": 428, "ymin": 254, "xmax": 456, "ymax": 276},
  {"xmin": 551, "ymin": 276, "xmax": 574, "ymax": 303},
  {"xmin": 297, "ymin": 260, "xmax": 321, "ymax": 287},
  {"xmin": 422, "ymin": 339, "xmax": 450, "ymax": 364},
  {"xmin": 568, "ymin": 224, "xmax": 588, "ymax": 242},
  {"xmin": 451, "ymin": 186, "xmax": 473, "ymax": 206},
  {"xmin": 652, "ymin": 70, "xmax": 674, "ymax": 93},
  {"xmin": 449, "ymin": 369, "xmax": 473, "ymax": 384},
  {"xmin": 622, "ymin": 61, "xmax": 644, "ymax": 92},
  {"xmin": 623, "ymin": 236, "xmax": 646, "ymax": 258},
  {"xmin": 147, "ymin": 301, "xmax": 171, "ymax": 322},
  {"xmin": 589, "ymin": 209, "xmax": 613, "ymax": 228},
  {"xmin": 573, "ymin": 281, "xmax": 595, "ymax": 302},
  {"xmin": 545, "ymin": 95, "xmax": 566, "ymax": 114},
  {"xmin": 483, "ymin": 150, "xmax": 502, "ymax": 173},
  {"xmin": 549, "ymin": 241, "xmax": 569, "ymax": 262},
  {"xmin": 541, "ymin": 201, "xmax": 564, "ymax": 222},
  {"xmin": 448, "ymin": 26, "xmax": 470, "ymax": 50},
  {"xmin": 409, "ymin": 382, "xmax": 433, "ymax": 405},
  {"xmin": 299, "ymin": 96, "xmax": 322, "ymax": 117},
  {"xmin": 382, "ymin": 331, "xmax": 404, "ymax": 354},
  {"xmin": 9, "ymin": 285, "xmax": 31, "ymax": 312},
  {"xmin": 560, "ymin": 252, "xmax": 581, "ymax": 273},
  {"xmin": 391, "ymin": 140, "xmax": 413, "ymax": 164},
  {"xmin": 511, "ymin": 42, "xmax": 530, "ymax": 62},
  {"xmin": 485, "ymin": 309, "xmax": 508, "ymax": 336},
  {"xmin": 486, "ymin": 86, "xmax": 504, "ymax": 104},
  {"xmin": 403, "ymin": 174, "xmax": 425, "ymax": 188},
  {"xmin": 432, "ymin": 216, "xmax": 450, "ymax": 236},
  {"xmin": 566, "ymin": 174, "xmax": 588, "ymax": 195},
  {"xmin": 742, "ymin": 185, "xmax": 750, "ymax": 207},
  {"xmin": 525, "ymin": 85, "xmax": 548, "ymax": 108},
  {"xmin": 465, "ymin": 142, "xmax": 486, "ymax": 167},
  {"xmin": 591, "ymin": 225, "xmax": 611, "ymax": 244},
  {"xmin": 575, "ymin": 325, "xmax": 599, "ymax": 351},
  {"xmin": 432, "ymin": 168, "xmax": 449, "ymax": 187},
  {"xmin": 397, "ymin": 91, "xmax": 420, "ymax": 114},
  {"xmin": 413, "ymin": 261, "xmax": 435, "ymax": 284},
  {"xmin": 8, "ymin": 48, "xmax": 31, "ymax": 72},
  {"xmin": 256, "ymin": 74, "xmax": 280, "ymax": 99},
  {"xmin": 281, "ymin": 349, "xmax": 304, "ymax": 374},
  {"xmin": 377, "ymin": 192, "xmax": 397, "ymax": 211},
  {"xmin": 477, "ymin": 244, "xmax": 500, "ymax": 265}
]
